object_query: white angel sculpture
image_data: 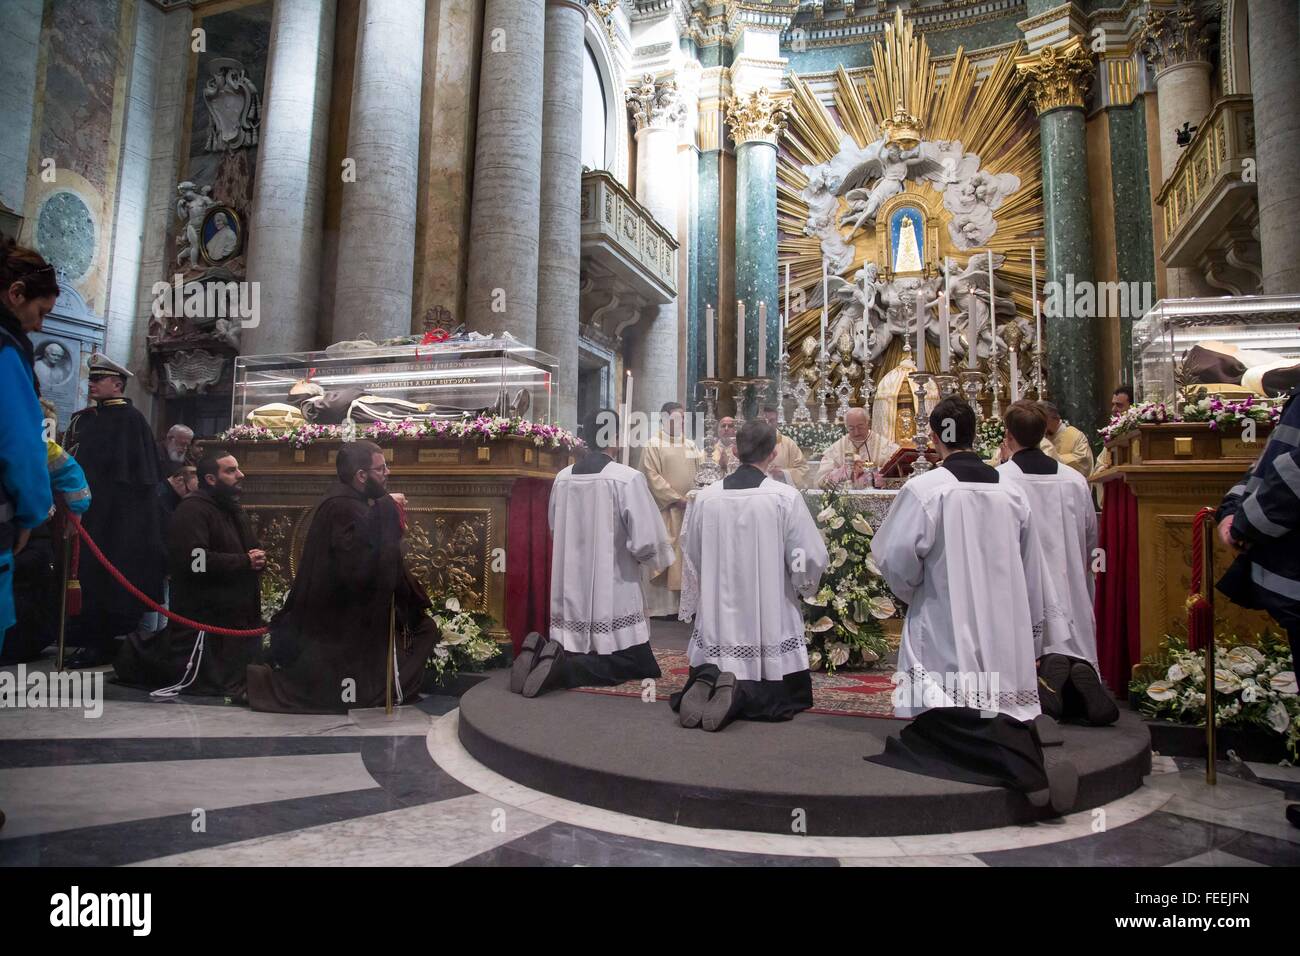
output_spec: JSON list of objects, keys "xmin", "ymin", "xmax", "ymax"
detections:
[
  {"xmin": 838, "ymin": 140, "xmax": 944, "ymax": 233},
  {"xmin": 175, "ymin": 182, "xmax": 216, "ymax": 269},
  {"xmin": 949, "ymin": 252, "xmax": 1017, "ymax": 362}
]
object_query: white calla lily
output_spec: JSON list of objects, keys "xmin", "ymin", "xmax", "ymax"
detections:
[
  {"xmin": 810, "ymin": 616, "xmax": 835, "ymax": 633},
  {"xmin": 851, "ymin": 514, "xmax": 873, "ymax": 535},
  {"xmin": 1146, "ymin": 680, "xmax": 1177, "ymax": 701},
  {"xmin": 1269, "ymin": 671, "xmax": 1297, "ymax": 695},
  {"xmin": 868, "ymin": 596, "xmax": 896, "ymax": 619}
]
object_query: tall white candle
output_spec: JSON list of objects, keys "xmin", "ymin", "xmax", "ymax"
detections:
[
  {"xmin": 1031, "ymin": 245, "xmax": 1042, "ymax": 387},
  {"xmin": 987, "ymin": 250, "xmax": 996, "ymax": 359},
  {"xmin": 784, "ymin": 262, "xmax": 791, "ymax": 323},
  {"xmin": 1010, "ymin": 347, "xmax": 1020, "ymax": 401},
  {"xmin": 778, "ymin": 311, "xmax": 785, "ymax": 358},
  {"xmin": 820, "ymin": 259, "xmax": 829, "ymax": 358},
  {"xmin": 758, "ymin": 301, "xmax": 767, "ymax": 378},
  {"xmin": 915, "ymin": 304, "xmax": 926, "ymax": 372},
  {"xmin": 706, "ymin": 304, "xmax": 715, "ymax": 379},
  {"xmin": 941, "ymin": 257, "xmax": 951, "ymax": 372},
  {"xmin": 967, "ymin": 271, "xmax": 978, "ymax": 371},
  {"xmin": 621, "ymin": 370, "xmax": 633, "ymax": 465},
  {"xmin": 736, "ymin": 300, "xmax": 745, "ymax": 378}
]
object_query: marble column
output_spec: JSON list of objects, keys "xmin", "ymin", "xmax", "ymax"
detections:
[
  {"xmin": 1017, "ymin": 38, "xmax": 1103, "ymax": 435},
  {"xmin": 626, "ymin": 73, "xmax": 684, "ymax": 417},
  {"xmin": 0, "ymin": 0, "xmax": 43, "ymax": 218},
  {"xmin": 465, "ymin": 0, "xmax": 545, "ymax": 342},
  {"xmin": 1247, "ymin": 0, "xmax": 1300, "ymax": 294},
  {"xmin": 726, "ymin": 89, "xmax": 784, "ymax": 405},
  {"xmin": 534, "ymin": 0, "xmax": 585, "ymax": 427},
  {"xmin": 1138, "ymin": 1, "xmax": 1214, "ymax": 298},
  {"xmin": 332, "ymin": 0, "xmax": 425, "ymax": 342},
  {"xmin": 244, "ymin": 0, "xmax": 336, "ymax": 355}
]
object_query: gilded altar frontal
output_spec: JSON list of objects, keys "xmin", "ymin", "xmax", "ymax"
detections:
[{"xmin": 3, "ymin": 0, "xmax": 1299, "ymax": 877}]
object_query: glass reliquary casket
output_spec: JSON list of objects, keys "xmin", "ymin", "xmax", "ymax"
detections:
[
  {"xmin": 1132, "ymin": 294, "xmax": 1300, "ymax": 404},
  {"xmin": 231, "ymin": 337, "xmax": 557, "ymax": 430}
]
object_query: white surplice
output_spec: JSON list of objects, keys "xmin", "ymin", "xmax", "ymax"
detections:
[
  {"xmin": 869, "ymin": 466, "xmax": 1046, "ymax": 722},
  {"xmin": 996, "ymin": 457, "xmax": 1099, "ymax": 667},
  {"xmin": 682, "ymin": 476, "xmax": 829, "ymax": 680},
  {"xmin": 548, "ymin": 460, "xmax": 674, "ymax": 654}
]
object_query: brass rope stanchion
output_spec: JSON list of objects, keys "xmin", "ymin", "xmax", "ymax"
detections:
[
  {"xmin": 385, "ymin": 597, "xmax": 396, "ymax": 716},
  {"xmin": 1203, "ymin": 514, "xmax": 1217, "ymax": 786},
  {"xmin": 55, "ymin": 529, "xmax": 72, "ymax": 672}
]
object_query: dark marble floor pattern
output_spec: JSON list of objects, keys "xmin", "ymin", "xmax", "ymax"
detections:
[{"xmin": 2, "ymin": 636, "xmax": 1298, "ymax": 866}]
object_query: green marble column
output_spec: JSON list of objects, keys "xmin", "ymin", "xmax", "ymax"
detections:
[
  {"xmin": 1107, "ymin": 104, "xmax": 1156, "ymax": 385},
  {"xmin": 1017, "ymin": 37, "xmax": 1103, "ymax": 435},
  {"xmin": 734, "ymin": 140, "xmax": 778, "ymax": 387},
  {"xmin": 1039, "ymin": 106, "xmax": 1100, "ymax": 431}
]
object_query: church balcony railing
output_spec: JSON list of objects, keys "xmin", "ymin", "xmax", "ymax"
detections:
[
  {"xmin": 1155, "ymin": 95, "xmax": 1257, "ymax": 270},
  {"xmin": 580, "ymin": 169, "xmax": 678, "ymax": 304}
]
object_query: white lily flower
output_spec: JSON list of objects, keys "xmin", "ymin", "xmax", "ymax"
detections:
[
  {"xmin": 851, "ymin": 514, "xmax": 873, "ymax": 535},
  {"xmin": 865, "ymin": 555, "xmax": 882, "ymax": 576},
  {"xmin": 1241, "ymin": 681, "xmax": 1261, "ymax": 703},
  {"xmin": 868, "ymin": 596, "xmax": 896, "ymax": 619},
  {"xmin": 817, "ymin": 506, "xmax": 836, "ymax": 524},
  {"xmin": 828, "ymin": 642, "xmax": 850, "ymax": 667},
  {"xmin": 1146, "ymin": 680, "xmax": 1177, "ymax": 701},
  {"xmin": 810, "ymin": 616, "xmax": 835, "ymax": 633},
  {"xmin": 831, "ymin": 547, "xmax": 849, "ymax": 569},
  {"xmin": 829, "ymin": 515, "xmax": 845, "ymax": 530},
  {"xmin": 1167, "ymin": 663, "xmax": 1186, "ymax": 683},
  {"xmin": 808, "ymin": 650, "xmax": 823, "ymax": 671},
  {"xmin": 445, "ymin": 596, "xmax": 461, "ymax": 613},
  {"xmin": 1269, "ymin": 671, "xmax": 1298, "ymax": 695}
]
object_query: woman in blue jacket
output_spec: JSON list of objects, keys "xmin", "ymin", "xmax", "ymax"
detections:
[{"xmin": 0, "ymin": 237, "xmax": 59, "ymax": 647}]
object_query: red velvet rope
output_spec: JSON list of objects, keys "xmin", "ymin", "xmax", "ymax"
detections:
[
  {"xmin": 70, "ymin": 515, "xmax": 269, "ymax": 638},
  {"xmin": 1187, "ymin": 506, "xmax": 1216, "ymax": 652},
  {"xmin": 1190, "ymin": 506, "xmax": 1215, "ymax": 596}
]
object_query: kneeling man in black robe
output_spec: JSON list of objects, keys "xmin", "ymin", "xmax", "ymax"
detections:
[
  {"xmin": 246, "ymin": 440, "xmax": 440, "ymax": 713},
  {"xmin": 114, "ymin": 450, "xmax": 265, "ymax": 697}
]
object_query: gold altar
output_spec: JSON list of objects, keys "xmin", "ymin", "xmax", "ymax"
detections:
[
  {"xmin": 225, "ymin": 436, "xmax": 574, "ymax": 643},
  {"xmin": 1093, "ymin": 422, "xmax": 1274, "ymax": 670}
]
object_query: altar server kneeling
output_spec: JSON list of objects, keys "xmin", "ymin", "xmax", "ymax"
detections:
[
  {"xmin": 513, "ymin": 408, "xmax": 674, "ymax": 698},
  {"xmin": 869, "ymin": 397, "xmax": 1078, "ymax": 814},
  {"xmin": 997, "ymin": 401, "xmax": 1118, "ymax": 726},
  {"xmin": 670, "ymin": 420, "xmax": 829, "ymax": 731}
]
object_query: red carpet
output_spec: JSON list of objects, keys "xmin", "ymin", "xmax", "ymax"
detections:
[{"xmin": 573, "ymin": 648, "xmax": 901, "ymax": 719}]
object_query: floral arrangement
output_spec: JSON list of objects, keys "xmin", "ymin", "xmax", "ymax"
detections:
[
  {"xmin": 1100, "ymin": 396, "xmax": 1280, "ymax": 444},
  {"xmin": 780, "ymin": 422, "xmax": 845, "ymax": 458},
  {"xmin": 221, "ymin": 416, "xmax": 581, "ymax": 451},
  {"xmin": 975, "ymin": 417, "xmax": 1005, "ymax": 461},
  {"xmin": 260, "ymin": 576, "xmax": 290, "ymax": 623},
  {"xmin": 1130, "ymin": 632, "xmax": 1298, "ymax": 759},
  {"xmin": 428, "ymin": 595, "xmax": 504, "ymax": 683},
  {"xmin": 803, "ymin": 487, "xmax": 896, "ymax": 672}
]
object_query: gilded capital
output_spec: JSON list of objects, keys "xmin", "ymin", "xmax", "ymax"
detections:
[
  {"xmin": 724, "ymin": 88, "xmax": 786, "ymax": 146},
  {"xmin": 626, "ymin": 73, "xmax": 686, "ymax": 132},
  {"xmin": 1136, "ymin": 1, "xmax": 1210, "ymax": 72},
  {"xmin": 1015, "ymin": 37, "xmax": 1095, "ymax": 115}
]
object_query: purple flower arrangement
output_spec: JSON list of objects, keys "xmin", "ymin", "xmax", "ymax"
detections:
[
  {"xmin": 1100, "ymin": 397, "xmax": 1281, "ymax": 443},
  {"xmin": 222, "ymin": 416, "xmax": 581, "ymax": 450}
]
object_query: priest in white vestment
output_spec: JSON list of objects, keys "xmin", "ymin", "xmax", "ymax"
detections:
[
  {"xmin": 513, "ymin": 408, "xmax": 674, "ymax": 697},
  {"xmin": 759, "ymin": 407, "xmax": 810, "ymax": 488},
  {"xmin": 869, "ymin": 396, "xmax": 1078, "ymax": 814},
  {"xmin": 638, "ymin": 403, "xmax": 700, "ymax": 617},
  {"xmin": 815, "ymin": 406, "xmax": 898, "ymax": 488},
  {"xmin": 671, "ymin": 420, "xmax": 829, "ymax": 731},
  {"xmin": 996, "ymin": 401, "xmax": 1117, "ymax": 726}
]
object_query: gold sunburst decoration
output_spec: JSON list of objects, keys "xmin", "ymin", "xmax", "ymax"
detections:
[{"xmin": 778, "ymin": 9, "xmax": 1046, "ymax": 386}]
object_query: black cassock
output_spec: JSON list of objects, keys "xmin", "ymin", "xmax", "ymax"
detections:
[
  {"xmin": 246, "ymin": 483, "xmax": 441, "ymax": 714},
  {"xmin": 114, "ymin": 489, "xmax": 263, "ymax": 696},
  {"xmin": 65, "ymin": 398, "xmax": 165, "ymax": 651}
]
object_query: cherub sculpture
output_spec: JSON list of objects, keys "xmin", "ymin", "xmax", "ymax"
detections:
[
  {"xmin": 838, "ymin": 140, "xmax": 943, "ymax": 233},
  {"xmin": 175, "ymin": 182, "xmax": 216, "ymax": 269}
]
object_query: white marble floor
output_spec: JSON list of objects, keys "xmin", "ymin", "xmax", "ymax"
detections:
[{"xmin": 1, "ymin": 660, "xmax": 1297, "ymax": 867}]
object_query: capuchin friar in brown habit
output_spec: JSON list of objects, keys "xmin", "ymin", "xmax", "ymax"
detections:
[{"xmin": 245, "ymin": 440, "xmax": 442, "ymax": 713}]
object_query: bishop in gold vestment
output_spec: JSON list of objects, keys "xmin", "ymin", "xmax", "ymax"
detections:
[{"xmin": 638, "ymin": 404, "xmax": 700, "ymax": 616}]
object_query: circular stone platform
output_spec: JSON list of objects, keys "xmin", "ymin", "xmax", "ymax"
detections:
[{"xmin": 457, "ymin": 672, "xmax": 1152, "ymax": 837}]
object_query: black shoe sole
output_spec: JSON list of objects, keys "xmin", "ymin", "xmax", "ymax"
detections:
[
  {"xmin": 509, "ymin": 632, "xmax": 545, "ymax": 694},
  {"xmin": 1069, "ymin": 662, "xmax": 1119, "ymax": 726},
  {"xmin": 703, "ymin": 673, "xmax": 738, "ymax": 732},
  {"xmin": 1027, "ymin": 757, "xmax": 1079, "ymax": 815},
  {"xmin": 522, "ymin": 645, "xmax": 562, "ymax": 698},
  {"xmin": 1030, "ymin": 713, "xmax": 1064, "ymax": 748},
  {"xmin": 678, "ymin": 679, "xmax": 714, "ymax": 728}
]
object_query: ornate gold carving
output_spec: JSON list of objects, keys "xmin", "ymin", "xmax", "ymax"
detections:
[
  {"xmin": 880, "ymin": 101, "xmax": 923, "ymax": 150},
  {"xmin": 418, "ymin": 448, "xmax": 461, "ymax": 465},
  {"xmin": 1015, "ymin": 37, "xmax": 1094, "ymax": 115},
  {"xmin": 587, "ymin": 0, "xmax": 618, "ymax": 41},
  {"xmin": 402, "ymin": 509, "xmax": 492, "ymax": 611},
  {"xmin": 1137, "ymin": 1, "xmax": 1210, "ymax": 72},
  {"xmin": 247, "ymin": 508, "xmax": 307, "ymax": 585},
  {"xmin": 724, "ymin": 87, "xmax": 786, "ymax": 146}
]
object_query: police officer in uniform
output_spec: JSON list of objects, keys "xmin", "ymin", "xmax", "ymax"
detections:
[{"xmin": 64, "ymin": 354, "xmax": 165, "ymax": 668}]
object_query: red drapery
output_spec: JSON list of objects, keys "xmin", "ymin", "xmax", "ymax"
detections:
[
  {"xmin": 1095, "ymin": 479, "xmax": 1141, "ymax": 692},
  {"xmin": 504, "ymin": 477, "xmax": 553, "ymax": 654}
]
